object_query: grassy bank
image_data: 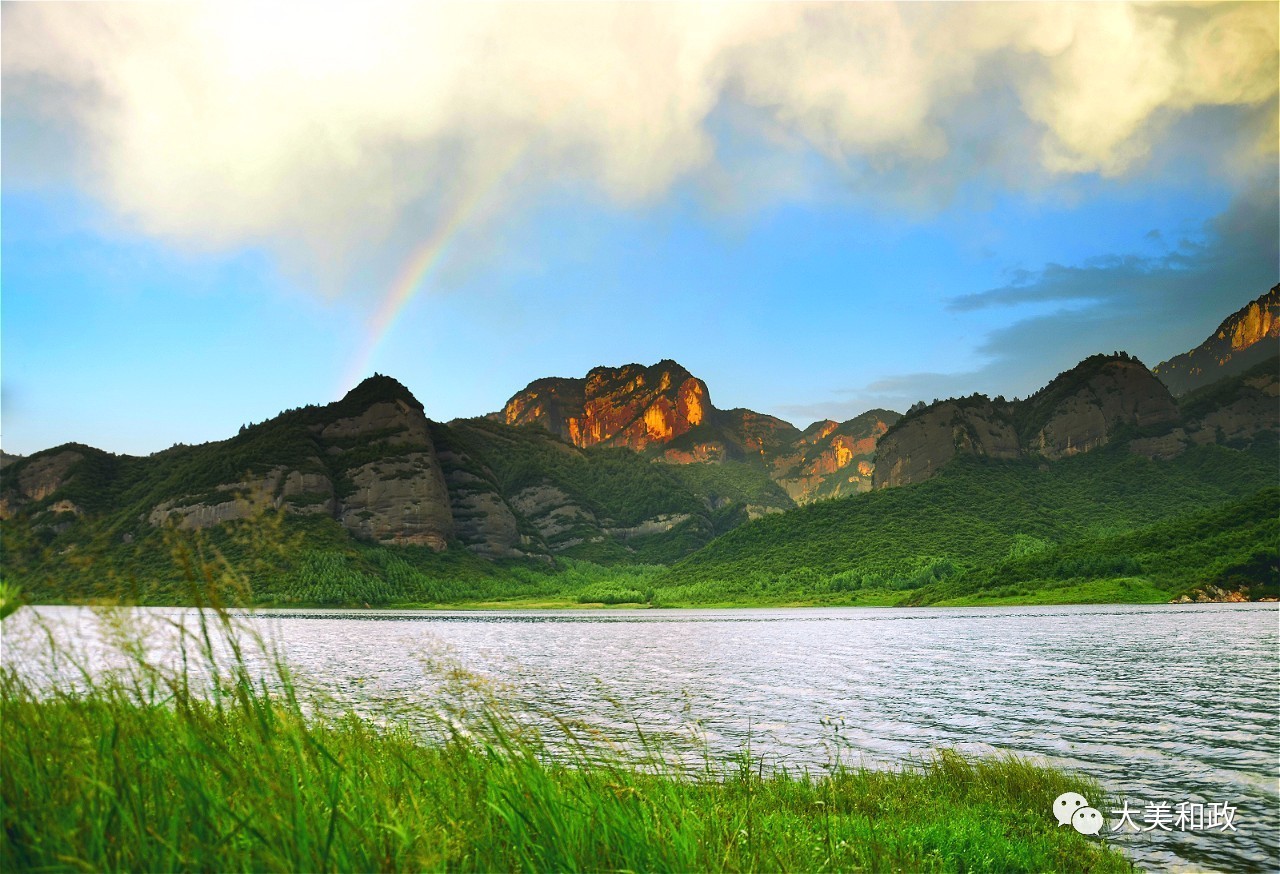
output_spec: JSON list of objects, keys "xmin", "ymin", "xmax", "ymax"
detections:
[{"xmin": 0, "ymin": 606, "xmax": 1132, "ymax": 872}]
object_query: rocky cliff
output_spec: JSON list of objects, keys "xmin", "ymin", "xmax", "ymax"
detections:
[
  {"xmin": 873, "ymin": 355, "xmax": 1188, "ymax": 489},
  {"xmin": 499, "ymin": 360, "xmax": 715, "ymax": 451},
  {"xmin": 0, "ymin": 448, "xmax": 85, "ymax": 519},
  {"xmin": 1154, "ymin": 285, "xmax": 1279, "ymax": 396},
  {"xmin": 1016, "ymin": 356, "xmax": 1180, "ymax": 460},
  {"xmin": 497, "ymin": 360, "xmax": 900, "ymax": 502},
  {"xmin": 140, "ymin": 376, "xmax": 458, "ymax": 550},
  {"xmin": 0, "ymin": 377, "xmax": 462, "ymax": 554},
  {"xmin": 497, "ymin": 359, "xmax": 815, "ymax": 461},
  {"xmin": 771, "ymin": 411, "xmax": 900, "ymax": 501},
  {"xmin": 1177, "ymin": 355, "xmax": 1280, "ymax": 447},
  {"xmin": 873, "ymin": 285, "xmax": 1280, "ymax": 490},
  {"xmin": 872, "ymin": 396, "xmax": 1021, "ymax": 489}
]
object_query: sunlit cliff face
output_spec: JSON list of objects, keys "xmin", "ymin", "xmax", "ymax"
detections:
[
  {"xmin": 678, "ymin": 379, "xmax": 706, "ymax": 428},
  {"xmin": 643, "ymin": 405, "xmax": 672, "ymax": 442},
  {"xmin": 770, "ymin": 415, "xmax": 896, "ymax": 502},
  {"xmin": 500, "ymin": 363, "xmax": 712, "ymax": 451},
  {"xmin": 639, "ymin": 378, "xmax": 707, "ymax": 443},
  {"xmin": 834, "ymin": 441, "xmax": 854, "ymax": 469},
  {"xmin": 801, "ymin": 421, "xmax": 840, "ymax": 444},
  {"xmin": 1152, "ymin": 287, "xmax": 1279, "ymax": 396},
  {"xmin": 498, "ymin": 361, "xmax": 904, "ymax": 503},
  {"xmin": 663, "ymin": 443, "xmax": 727, "ymax": 464},
  {"xmin": 1227, "ymin": 301, "xmax": 1276, "ymax": 352}
]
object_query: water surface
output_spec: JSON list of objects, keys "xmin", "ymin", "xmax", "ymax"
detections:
[{"xmin": 6, "ymin": 603, "xmax": 1277, "ymax": 872}]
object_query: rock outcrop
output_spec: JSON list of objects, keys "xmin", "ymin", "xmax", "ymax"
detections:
[
  {"xmin": 715, "ymin": 409, "xmax": 804, "ymax": 459},
  {"xmin": 0, "ymin": 449, "xmax": 84, "ymax": 519},
  {"xmin": 873, "ymin": 398, "xmax": 1021, "ymax": 489},
  {"xmin": 435, "ymin": 417, "xmax": 722, "ymax": 559},
  {"xmin": 1180, "ymin": 357, "xmax": 1280, "ymax": 447},
  {"xmin": 337, "ymin": 453, "xmax": 452, "ymax": 549},
  {"xmin": 498, "ymin": 360, "xmax": 811, "ymax": 458},
  {"xmin": 772, "ymin": 411, "xmax": 899, "ymax": 501},
  {"xmin": 1020, "ymin": 356, "xmax": 1179, "ymax": 460},
  {"xmin": 496, "ymin": 359, "xmax": 897, "ymax": 502},
  {"xmin": 873, "ymin": 285, "xmax": 1280, "ymax": 489},
  {"xmin": 499, "ymin": 360, "xmax": 713, "ymax": 451},
  {"xmin": 1172, "ymin": 585, "xmax": 1250, "ymax": 604},
  {"xmin": 135, "ymin": 376, "xmax": 456, "ymax": 551},
  {"xmin": 873, "ymin": 355, "xmax": 1181, "ymax": 489},
  {"xmin": 429, "ymin": 421, "xmax": 549, "ymax": 561},
  {"xmin": 147, "ymin": 468, "xmax": 337, "ymax": 529},
  {"xmin": 315, "ymin": 384, "xmax": 454, "ymax": 549},
  {"xmin": 1154, "ymin": 285, "xmax": 1279, "ymax": 396}
]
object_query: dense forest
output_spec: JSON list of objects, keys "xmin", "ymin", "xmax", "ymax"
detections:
[{"xmin": 4, "ymin": 435, "xmax": 1274, "ymax": 608}]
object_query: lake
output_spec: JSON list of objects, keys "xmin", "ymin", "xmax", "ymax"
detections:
[{"xmin": 4, "ymin": 603, "xmax": 1276, "ymax": 872}]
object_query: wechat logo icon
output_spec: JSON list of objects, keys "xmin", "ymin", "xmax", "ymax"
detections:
[{"xmin": 1054, "ymin": 792, "xmax": 1104, "ymax": 835}]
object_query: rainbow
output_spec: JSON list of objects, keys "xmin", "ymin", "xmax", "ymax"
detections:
[{"xmin": 337, "ymin": 145, "xmax": 525, "ymax": 396}]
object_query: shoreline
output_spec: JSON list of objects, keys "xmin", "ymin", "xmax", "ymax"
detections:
[{"xmin": 17, "ymin": 596, "xmax": 1273, "ymax": 613}]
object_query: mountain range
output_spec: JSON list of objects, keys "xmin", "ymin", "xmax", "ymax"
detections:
[{"xmin": 1, "ymin": 285, "xmax": 1276, "ymax": 605}]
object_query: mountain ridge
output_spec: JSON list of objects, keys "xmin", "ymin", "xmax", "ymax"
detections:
[
  {"xmin": 7, "ymin": 288, "xmax": 1277, "ymax": 535},
  {"xmin": 1153, "ymin": 285, "xmax": 1278, "ymax": 396},
  {"xmin": 0, "ymin": 370, "xmax": 803, "ymax": 579},
  {"xmin": 2, "ymin": 284, "xmax": 1276, "ymax": 608},
  {"xmin": 872, "ymin": 353, "xmax": 1189, "ymax": 489}
]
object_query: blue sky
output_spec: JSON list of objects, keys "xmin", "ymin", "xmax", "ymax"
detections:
[{"xmin": 3, "ymin": 3, "xmax": 1277, "ymax": 456}]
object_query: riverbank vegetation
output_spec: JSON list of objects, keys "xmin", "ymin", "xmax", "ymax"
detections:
[{"xmin": 1, "ymin": 604, "xmax": 1132, "ymax": 872}]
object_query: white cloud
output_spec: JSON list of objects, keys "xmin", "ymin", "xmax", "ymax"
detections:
[{"xmin": 4, "ymin": 1, "xmax": 1275, "ymax": 291}]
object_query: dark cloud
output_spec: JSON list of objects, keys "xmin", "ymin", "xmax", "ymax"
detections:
[
  {"xmin": 952, "ymin": 183, "xmax": 1277, "ymax": 367},
  {"xmin": 776, "ymin": 183, "xmax": 1278, "ymax": 422}
]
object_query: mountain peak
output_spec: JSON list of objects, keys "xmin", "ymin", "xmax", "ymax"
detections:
[
  {"xmin": 339, "ymin": 374, "xmax": 424, "ymax": 413},
  {"xmin": 500, "ymin": 360, "xmax": 709, "ymax": 450},
  {"xmin": 1025, "ymin": 352, "xmax": 1147, "ymax": 401},
  {"xmin": 874, "ymin": 351, "xmax": 1180, "ymax": 489},
  {"xmin": 1154, "ymin": 285, "xmax": 1279, "ymax": 396}
]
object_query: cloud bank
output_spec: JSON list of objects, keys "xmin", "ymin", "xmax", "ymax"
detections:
[{"xmin": 4, "ymin": 2, "xmax": 1276, "ymax": 290}]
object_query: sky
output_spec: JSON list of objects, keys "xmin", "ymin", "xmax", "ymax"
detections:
[{"xmin": 3, "ymin": 1, "xmax": 1277, "ymax": 457}]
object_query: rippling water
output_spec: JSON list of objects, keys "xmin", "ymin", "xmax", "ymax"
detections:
[{"xmin": 5, "ymin": 603, "xmax": 1277, "ymax": 872}]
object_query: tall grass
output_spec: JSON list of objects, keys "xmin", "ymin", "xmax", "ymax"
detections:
[{"xmin": 0, "ymin": 589, "xmax": 1132, "ymax": 872}]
